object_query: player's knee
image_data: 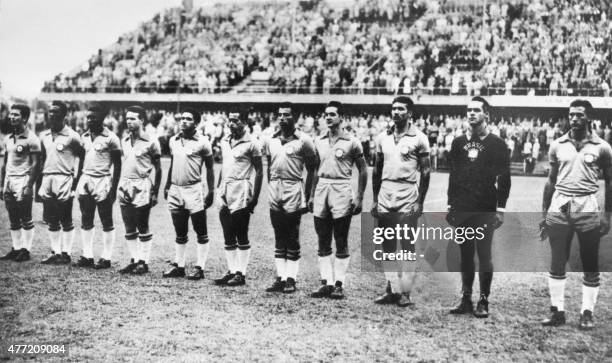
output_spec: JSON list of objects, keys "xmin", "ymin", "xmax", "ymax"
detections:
[
  {"xmin": 286, "ymin": 249, "xmax": 300, "ymax": 261},
  {"xmin": 21, "ymin": 220, "xmax": 35, "ymax": 231}
]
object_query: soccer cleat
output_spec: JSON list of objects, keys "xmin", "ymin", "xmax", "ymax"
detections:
[
  {"xmin": 226, "ymin": 271, "xmax": 246, "ymax": 286},
  {"xmin": 450, "ymin": 295, "xmax": 474, "ymax": 314},
  {"xmin": 214, "ymin": 271, "xmax": 235, "ymax": 286},
  {"xmin": 94, "ymin": 258, "xmax": 111, "ymax": 270},
  {"xmin": 57, "ymin": 252, "xmax": 71, "ymax": 265},
  {"xmin": 14, "ymin": 249, "xmax": 31, "ymax": 262},
  {"xmin": 396, "ymin": 292, "xmax": 414, "ymax": 307},
  {"xmin": 162, "ymin": 263, "xmax": 186, "ymax": 278},
  {"xmin": 329, "ymin": 281, "xmax": 345, "ymax": 300},
  {"xmin": 132, "ymin": 261, "xmax": 149, "ymax": 275},
  {"xmin": 0, "ymin": 248, "xmax": 19, "ymax": 261},
  {"xmin": 374, "ymin": 282, "xmax": 398, "ymax": 305},
  {"xmin": 119, "ymin": 259, "xmax": 138, "ymax": 274},
  {"xmin": 186, "ymin": 266, "xmax": 205, "ymax": 280},
  {"xmin": 73, "ymin": 256, "xmax": 94, "ymax": 268},
  {"xmin": 473, "ymin": 295, "xmax": 489, "ymax": 318},
  {"xmin": 283, "ymin": 278, "xmax": 297, "ymax": 294},
  {"xmin": 41, "ymin": 253, "xmax": 60, "ymax": 265},
  {"xmin": 578, "ymin": 310, "xmax": 594, "ymax": 330},
  {"xmin": 265, "ymin": 277, "xmax": 285, "ymax": 293},
  {"xmin": 311, "ymin": 282, "xmax": 334, "ymax": 298},
  {"xmin": 541, "ymin": 306, "xmax": 566, "ymax": 327}
]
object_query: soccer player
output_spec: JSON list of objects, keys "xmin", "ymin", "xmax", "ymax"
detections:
[
  {"xmin": 213, "ymin": 108, "xmax": 263, "ymax": 286},
  {"xmin": 540, "ymin": 99, "xmax": 611, "ymax": 330},
  {"xmin": 263, "ymin": 102, "xmax": 317, "ymax": 293},
  {"xmin": 73, "ymin": 105, "xmax": 122, "ymax": 269},
  {"xmin": 117, "ymin": 106, "xmax": 162, "ymax": 275},
  {"xmin": 0, "ymin": 104, "xmax": 41, "ymax": 262},
  {"xmin": 309, "ymin": 101, "xmax": 367, "ymax": 299},
  {"xmin": 39, "ymin": 101, "xmax": 85, "ymax": 265},
  {"xmin": 447, "ymin": 96, "xmax": 510, "ymax": 318},
  {"xmin": 371, "ymin": 96, "xmax": 431, "ymax": 307},
  {"xmin": 162, "ymin": 108, "xmax": 214, "ymax": 280}
]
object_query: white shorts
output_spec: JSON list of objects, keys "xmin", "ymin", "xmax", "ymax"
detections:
[
  {"xmin": 219, "ymin": 179, "xmax": 252, "ymax": 213},
  {"xmin": 268, "ymin": 179, "xmax": 305, "ymax": 213},
  {"xmin": 313, "ymin": 178, "xmax": 353, "ymax": 219},
  {"xmin": 377, "ymin": 180, "xmax": 418, "ymax": 214},
  {"xmin": 3, "ymin": 175, "xmax": 29, "ymax": 201},
  {"xmin": 39, "ymin": 174, "xmax": 73, "ymax": 201},
  {"xmin": 546, "ymin": 191, "xmax": 600, "ymax": 232},
  {"xmin": 77, "ymin": 175, "xmax": 112, "ymax": 203},
  {"xmin": 168, "ymin": 183, "xmax": 205, "ymax": 214},
  {"xmin": 118, "ymin": 178, "xmax": 152, "ymax": 208}
]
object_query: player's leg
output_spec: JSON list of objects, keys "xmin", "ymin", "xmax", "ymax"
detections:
[
  {"xmin": 14, "ymin": 194, "xmax": 35, "ymax": 262},
  {"xmin": 473, "ymin": 214, "xmax": 495, "ymax": 318},
  {"xmin": 94, "ymin": 196, "xmax": 115, "ymax": 269},
  {"xmin": 163, "ymin": 208, "xmax": 189, "ymax": 278},
  {"xmin": 396, "ymin": 213, "xmax": 417, "ymax": 307},
  {"xmin": 374, "ymin": 213, "xmax": 401, "ymax": 305},
  {"xmin": 312, "ymin": 214, "xmax": 334, "ymax": 297},
  {"xmin": 76, "ymin": 193, "xmax": 97, "ymax": 268},
  {"xmin": 57, "ymin": 196, "xmax": 75, "ymax": 264},
  {"xmin": 41, "ymin": 198, "xmax": 62, "ymax": 264},
  {"xmin": 329, "ymin": 214, "xmax": 352, "ymax": 299},
  {"xmin": 227, "ymin": 208, "xmax": 251, "ymax": 286},
  {"xmin": 283, "ymin": 211, "xmax": 302, "ymax": 293},
  {"xmin": 187, "ymin": 210, "xmax": 209, "ymax": 280},
  {"xmin": 2, "ymin": 193, "xmax": 23, "ymax": 260},
  {"xmin": 215, "ymin": 206, "xmax": 238, "ymax": 285},
  {"xmin": 119, "ymin": 203, "xmax": 139, "ymax": 274},
  {"xmin": 450, "ymin": 216, "xmax": 478, "ymax": 314},
  {"xmin": 132, "ymin": 205, "xmax": 153, "ymax": 275},
  {"xmin": 266, "ymin": 208, "xmax": 288, "ymax": 292},
  {"xmin": 541, "ymin": 223, "xmax": 573, "ymax": 326},
  {"xmin": 576, "ymin": 228, "xmax": 600, "ymax": 330}
]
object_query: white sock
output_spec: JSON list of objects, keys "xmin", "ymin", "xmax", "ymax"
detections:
[
  {"xmin": 101, "ymin": 230, "xmax": 116, "ymax": 261},
  {"xmin": 81, "ymin": 229, "xmax": 94, "ymax": 258},
  {"xmin": 175, "ymin": 244, "xmax": 187, "ymax": 267},
  {"xmin": 318, "ymin": 255, "xmax": 334, "ymax": 285},
  {"xmin": 334, "ymin": 256, "xmax": 350, "ymax": 286},
  {"xmin": 141, "ymin": 241, "xmax": 152, "ymax": 263},
  {"xmin": 127, "ymin": 239, "xmax": 139, "ymax": 261},
  {"xmin": 274, "ymin": 258, "xmax": 287, "ymax": 280},
  {"xmin": 581, "ymin": 285, "xmax": 599, "ymax": 314},
  {"xmin": 237, "ymin": 249, "xmax": 251, "ymax": 274},
  {"xmin": 10, "ymin": 230, "xmax": 22, "ymax": 250},
  {"xmin": 286, "ymin": 259, "xmax": 300, "ymax": 280},
  {"xmin": 399, "ymin": 270, "xmax": 416, "ymax": 293},
  {"xmin": 61, "ymin": 230, "xmax": 75, "ymax": 255},
  {"xmin": 548, "ymin": 277, "xmax": 566, "ymax": 311},
  {"xmin": 196, "ymin": 243, "xmax": 210, "ymax": 268},
  {"xmin": 225, "ymin": 249, "xmax": 238, "ymax": 273},
  {"xmin": 22, "ymin": 228, "xmax": 34, "ymax": 251},
  {"xmin": 48, "ymin": 231, "xmax": 61, "ymax": 254}
]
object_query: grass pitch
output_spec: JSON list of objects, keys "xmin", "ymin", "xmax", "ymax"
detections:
[{"xmin": 1, "ymin": 161, "xmax": 611, "ymax": 361}]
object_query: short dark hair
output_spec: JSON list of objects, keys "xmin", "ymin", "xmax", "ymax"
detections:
[
  {"xmin": 88, "ymin": 103, "xmax": 109, "ymax": 118},
  {"xmin": 470, "ymin": 96, "xmax": 490, "ymax": 114},
  {"xmin": 326, "ymin": 101, "xmax": 343, "ymax": 114},
  {"xmin": 126, "ymin": 105, "xmax": 147, "ymax": 122},
  {"xmin": 183, "ymin": 108, "xmax": 201, "ymax": 123},
  {"xmin": 392, "ymin": 96, "xmax": 414, "ymax": 109},
  {"xmin": 51, "ymin": 100, "xmax": 67, "ymax": 118},
  {"xmin": 569, "ymin": 99, "xmax": 594, "ymax": 116},
  {"xmin": 11, "ymin": 104, "xmax": 30, "ymax": 120}
]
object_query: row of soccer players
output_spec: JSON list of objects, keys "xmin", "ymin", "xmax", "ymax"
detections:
[{"xmin": 1, "ymin": 97, "xmax": 608, "ymax": 330}]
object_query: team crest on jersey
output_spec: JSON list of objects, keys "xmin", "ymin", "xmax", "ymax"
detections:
[
  {"xmin": 285, "ymin": 146, "xmax": 295, "ymax": 155},
  {"xmin": 232, "ymin": 148, "xmax": 241, "ymax": 158},
  {"xmin": 400, "ymin": 145, "xmax": 411, "ymax": 155},
  {"xmin": 584, "ymin": 153, "xmax": 596, "ymax": 165},
  {"xmin": 16, "ymin": 145, "xmax": 24, "ymax": 153},
  {"xmin": 467, "ymin": 148, "xmax": 479, "ymax": 161},
  {"xmin": 56, "ymin": 143, "xmax": 65, "ymax": 151},
  {"xmin": 94, "ymin": 143, "xmax": 104, "ymax": 151},
  {"xmin": 335, "ymin": 148, "xmax": 344, "ymax": 158}
]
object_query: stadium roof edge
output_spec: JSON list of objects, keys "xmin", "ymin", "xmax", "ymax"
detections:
[{"xmin": 37, "ymin": 93, "xmax": 612, "ymax": 109}]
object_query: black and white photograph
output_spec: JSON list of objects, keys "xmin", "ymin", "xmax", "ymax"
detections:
[{"xmin": 1, "ymin": 0, "xmax": 611, "ymax": 361}]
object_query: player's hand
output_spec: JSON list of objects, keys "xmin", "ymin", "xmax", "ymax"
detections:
[
  {"xmin": 107, "ymin": 188, "xmax": 117, "ymax": 203},
  {"xmin": 150, "ymin": 191, "xmax": 158, "ymax": 207},
  {"xmin": 0, "ymin": 187, "xmax": 4, "ymax": 201},
  {"xmin": 22, "ymin": 185, "xmax": 33, "ymax": 198},
  {"xmin": 35, "ymin": 192, "xmax": 43, "ymax": 203},
  {"xmin": 410, "ymin": 202, "xmax": 423, "ymax": 218},
  {"xmin": 351, "ymin": 198, "xmax": 363, "ymax": 215},
  {"xmin": 246, "ymin": 197, "xmax": 258, "ymax": 213},
  {"xmin": 599, "ymin": 216, "xmax": 611, "ymax": 236},
  {"xmin": 538, "ymin": 220, "xmax": 549, "ymax": 241},
  {"xmin": 307, "ymin": 198, "xmax": 314, "ymax": 213},
  {"xmin": 370, "ymin": 201, "xmax": 379, "ymax": 218},
  {"xmin": 163, "ymin": 187, "xmax": 169, "ymax": 200},
  {"xmin": 492, "ymin": 211, "xmax": 504, "ymax": 229},
  {"xmin": 204, "ymin": 191, "xmax": 214, "ymax": 209}
]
